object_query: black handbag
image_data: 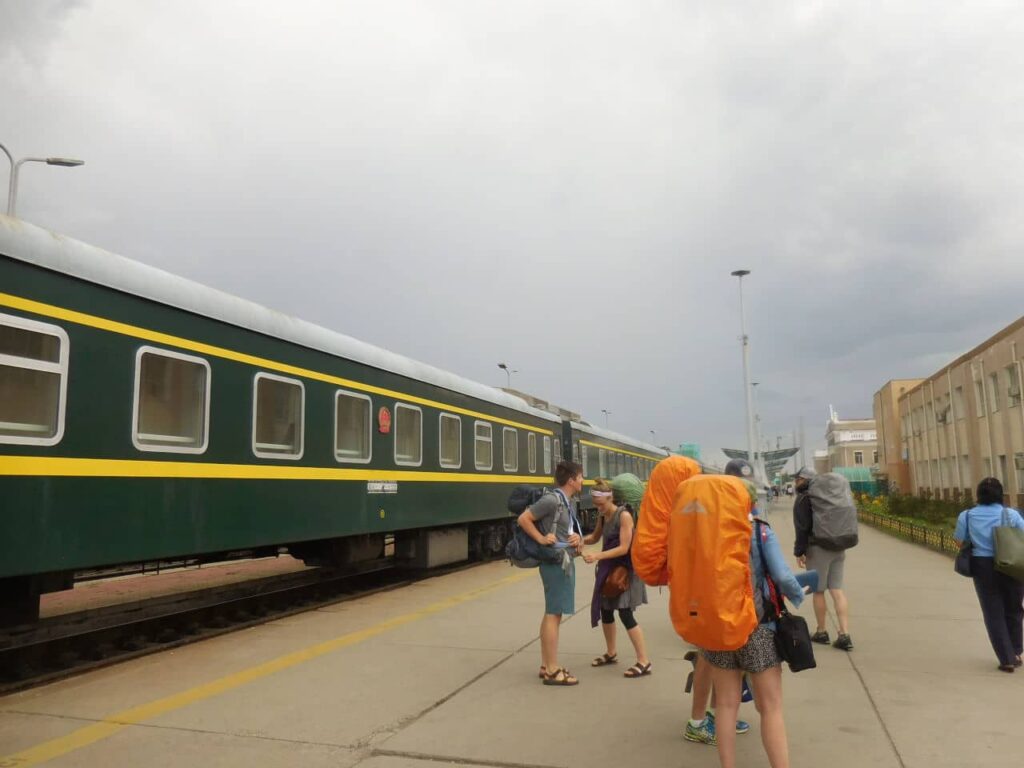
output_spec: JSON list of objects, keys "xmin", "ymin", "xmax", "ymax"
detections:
[
  {"xmin": 954, "ymin": 510, "xmax": 973, "ymax": 577},
  {"xmin": 755, "ymin": 521, "xmax": 817, "ymax": 673}
]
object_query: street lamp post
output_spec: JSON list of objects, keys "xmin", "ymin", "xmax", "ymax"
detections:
[
  {"xmin": 601, "ymin": 409, "xmax": 611, "ymax": 428},
  {"xmin": 1, "ymin": 141, "xmax": 85, "ymax": 217},
  {"xmin": 731, "ymin": 269, "xmax": 759, "ymax": 483},
  {"xmin": 752, "ymin": 381, "xmax": 766, "ymax": 481},
  {"xmin": 497, "ymin": 362, "xmax": 517, "ymax": 389},
  {"xmin": 649, "ymin": 429, "xmax": 656, "ymax": 444}
]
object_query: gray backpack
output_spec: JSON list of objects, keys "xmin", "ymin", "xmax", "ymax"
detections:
[{"xmin": 807, "ymin": 473, "xmax": 859, "ymax": 550}]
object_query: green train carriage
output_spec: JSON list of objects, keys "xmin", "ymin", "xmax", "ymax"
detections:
[{"xmin": 0, "ymin": 216, "xmax": 667, "ymax": 625}]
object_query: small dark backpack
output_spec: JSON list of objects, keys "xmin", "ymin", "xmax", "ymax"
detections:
[{"xmin": 505, "ymin": 487, "xmax": 562, "ymax": 568}]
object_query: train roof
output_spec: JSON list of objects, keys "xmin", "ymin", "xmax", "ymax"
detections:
[
  {"xmin": 570, "ymin": 421, "xmax": 668, "ymax": 457},
  {"xmin": 0, "ymin": 216, "xmax": 562, "ymax": 425}
]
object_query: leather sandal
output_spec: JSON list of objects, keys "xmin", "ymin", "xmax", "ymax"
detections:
[
  {"xmin": 624, "ymin": 662, "xmax": 652, "ymax": 678},
  {"xmin": 542, "ymin": 667, "xmax": 579, "ymax": 686},
  {"xmin": 591, "ymin": 653, "xmax": 618, "ymax": 667}
]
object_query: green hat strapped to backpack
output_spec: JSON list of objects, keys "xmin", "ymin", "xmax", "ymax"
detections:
[{"xmin": 610, "ymin": 473, "xmax": 646, "ymax": 515}]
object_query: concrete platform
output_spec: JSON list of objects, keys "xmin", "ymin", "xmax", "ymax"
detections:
[{"xmin": 2, "ymin": 498, "xmax": 1021, "ymax": 767}]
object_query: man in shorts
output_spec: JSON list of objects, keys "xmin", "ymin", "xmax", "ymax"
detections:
[
  {"xmin": 793, "ymin": 467, "xmax": 853, "ymax": 651},
  {"xmin": 518, "ymin": 460, "xmax": 584, "ymax": 685}
]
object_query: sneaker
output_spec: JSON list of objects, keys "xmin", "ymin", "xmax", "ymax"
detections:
[
  {"xmin": 684, "ymin": 718, "xmax": 716, "ymax": 745},
  {"xmin": 706, "ymin": 710, "xmax": 750, "ymax": 735},
  {"xmin": 833, "ymin": 633, "xmax": 854, "ymax": 651},
  {"xmin": 811, "ymin": 630, "xmax": 830, "ymax": 644}
]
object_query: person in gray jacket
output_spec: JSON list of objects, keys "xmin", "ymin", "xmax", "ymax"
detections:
[{"xmin": 793, "ymin": 467, "xmax": 853, "ymax": 651}]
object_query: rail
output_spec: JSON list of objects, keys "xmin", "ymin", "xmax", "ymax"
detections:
[{"xmin": 857, "ymin": 510, "xmax": 958, "ymax": 556}]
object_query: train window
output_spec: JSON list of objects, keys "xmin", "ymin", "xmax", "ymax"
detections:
[
  {"xmin": 0, "ymin": 314, "xmax": 69, "ymax": 446},
  {"xmin": 599, "ymin": 449, "xmax": 607, "ymax": 477},
  {"xmin": 133, "ymin": 347, "xmax": 210, "ymax": 453},
  {"xmin": 503, "ymin": 427, "xmax": 518, "ymax": 472},
  {"xmin": 543, "ymin": 435, "xmax": 552, "ymax": 475},
  {"xmin": 573, "ymin": 441, "xmax": 580, "ymax": 463},
  {"xmin": 554, "ymin": 437, "xmax": 562, "ymax": 464},
  {"xmin": 334, "ymin": 390, "xmax": 372, "ymax": 463},
  {"xmin": 394, "ymin": 403, "xmax": 423, "ymax": 466},
  {"xmin": 528, "ymin": 433, "xmax": 537, "ymax": 473},
  {"xmin": 252, "ymin": 373, "xmax": 303, "ymax": 459},
  {"xmin": 439, "ymin": 413, "xmax": 461, "ymax": 468},
  {"xmin": 581, "ymin": 444, "xmax": 590, "ymax": 476},
  {"xmin": 474, "ymin": 421, "xmax": 493, "ymax": 470}
]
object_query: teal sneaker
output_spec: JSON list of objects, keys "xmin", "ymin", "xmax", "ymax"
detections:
[
  {"xmin": 684, "ymin": 718, "xmax": 716, "ymax": 745},
  {"xmin": 706, "ymin": 709, "xmax": 750, "ymax": 735}
]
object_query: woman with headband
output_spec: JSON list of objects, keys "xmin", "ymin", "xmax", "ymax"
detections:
[{"xmin": 582, "ymin": 478, "xmax": 652, "ymax": 677}]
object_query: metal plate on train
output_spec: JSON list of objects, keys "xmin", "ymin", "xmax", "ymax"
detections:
[{"xmin": 366, "ymin": 481, "xmax": 398, "ymax": 494}]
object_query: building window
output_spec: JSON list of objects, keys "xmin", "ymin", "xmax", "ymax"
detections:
[
  {"xmin": 854, "ymin": 451, "xmax": 864, "ymax": 465},
  {"xmin": 335, "ymin": 390, "xmax": 372, "ymax": 463},
  {"xmin": 528, "ymin": 432, "xmax": 537, "ymax": 473},
  {"xmin": 0, "ymin": 313, "xmax": 69, "ymax": 446},
  {"xmin": 252, "ymin": 373, "xmax": 303, "ymax": 459},
  {"xmin": 873, "ymin": 450, "xmax": 879, "ymax": 465},
  {"xmin": 439, "ymin": 413, "xmax": 461, "ymax": 468},
  {"xmin": 133, "ymin": 347, "xmax": 210, "ymax": 453},
  {"xmin": 474, "ymin": 421, "xmax": 493, "ymax": 470},
  {"xmin": 543, "ymin": 435, "xmax": 552, "ymax": 474},
  {"xmin": 1007, "ymin": 366, "xmax": 1021, "ymax": 407},
  {"xmin": 988, "ymin": 373, "xmax": 1000, "ymax": 413},
  {"xmin": 975, "ymin": 379, "xmax": 986, "ymax": 417},
  {"xmin": 394, "ymin": 403, "xmax": 422, "ymax": 466},
  {"xmin": 503, "ymin": 427, "xmax": 518, "ymax": 472},
  {"xmin": 954, "ymin": 386, "xmax": 965, "ymax": 419}
]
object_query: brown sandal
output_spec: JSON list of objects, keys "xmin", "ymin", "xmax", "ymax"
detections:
[
  {"xmin": 542, "ymin": 667, "xmax": 579, "ymax": 686},
  {"xmin": 592, "ymin": 653, "xmax": 618, "ymax": 667},
  {"xmin": 624, "ymin": 662, "xmax": 652, "ymax": 678}
]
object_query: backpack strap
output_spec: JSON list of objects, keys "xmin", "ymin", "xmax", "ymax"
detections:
[{"xmin": 753, "ymin": 519, "xmax": 783, "ymax": 623}]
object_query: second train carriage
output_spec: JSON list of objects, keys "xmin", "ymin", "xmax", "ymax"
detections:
[{"xmin": 0, "ymin": 216, "xmax": 667, "ymax": 624}]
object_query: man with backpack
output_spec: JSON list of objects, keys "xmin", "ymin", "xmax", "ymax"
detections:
[
  {"xmin": 793, "ymin": 468, "xmax": 857, "ymax": 651},
  {"xmin": 518, "ymin": 460, "xmax": 584, "ymax": 686}
]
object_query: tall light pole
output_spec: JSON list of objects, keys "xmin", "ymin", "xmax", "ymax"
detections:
[
  {"xmin": 1, "ymin": 141, "xmax": 85, "ymax": 217},
  {"xmin": 731, "ymin": 269, "xmax": 759, "ymax": 483},
  {"xmin": 601, "ymin": 409, "xmax": 612, "ymax": 427},
  {"xmin": 752, "ymin": 381, "xmax": 766, "ymax": 481},
  {"xmin": 649, "ymin": 429, "xmax": 656, "ymax": 445},
  {"xmin": 496, "ymin": 362, "xmax": 517, "ymax": 389}
]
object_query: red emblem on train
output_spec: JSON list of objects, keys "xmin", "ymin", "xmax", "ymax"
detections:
[{"xmin": 378, "ymin": 407, "xmax": 392, "ymax": 434}]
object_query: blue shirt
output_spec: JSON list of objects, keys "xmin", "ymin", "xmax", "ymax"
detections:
[
  {"xmin": 955, "ymin": 504, "xmax": 1024, "ymax": 557},
  {"xmin": 751, "ymin": 519, "xmax": 804, "ymax": 628}
]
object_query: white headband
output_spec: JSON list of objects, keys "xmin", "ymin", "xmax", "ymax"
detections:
[{"xmin": 590, "ymin": 490, "xmax": 613, "ymax": 499}]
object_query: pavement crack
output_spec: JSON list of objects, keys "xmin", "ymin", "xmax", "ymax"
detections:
[{"xmin": 371, "ymin": 748, "xmax": 564, "ymax": 768}]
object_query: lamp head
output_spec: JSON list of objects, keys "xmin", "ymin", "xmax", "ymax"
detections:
[{"xmin": 46, "ymin": 158, "xmax": 84, "ymax": 167}]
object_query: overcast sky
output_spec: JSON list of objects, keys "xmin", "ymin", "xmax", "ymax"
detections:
[{"xmin": 4, "ymin": 1, "xmax": 1024, "ymax": 468}]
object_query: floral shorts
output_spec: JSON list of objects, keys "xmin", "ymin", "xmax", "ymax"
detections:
[{"xmin": 700, "ymin": 625, "xmax": 780, "ymax": 674}]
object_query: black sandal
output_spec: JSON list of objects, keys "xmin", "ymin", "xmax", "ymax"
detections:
[
  {"xmin": 591, "ymin": 653, "xmax": 618, "ymax": 667},
  {"xmin": 624, "ymin": 662, "xmax": 652, "ymax": 678},
  {"xmin": 542, "ymin": 667, "xmax": 579, "ymax": 686}
]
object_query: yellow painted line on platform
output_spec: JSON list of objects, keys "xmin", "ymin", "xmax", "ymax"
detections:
[
  {"xmin": 0, "ymin": 569, "xmax": 532, "ymax": 767},
  {"xmin": 0, "ymin": 292, "xmax": 552, "ymax": 436},
  {"xmin": 0, "ymin": 456, "xmax": 554, "ymax": 484}
]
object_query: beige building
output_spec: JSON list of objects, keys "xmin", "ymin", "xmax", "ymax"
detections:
[
  {"xmin": 889, "ymin": 315, "xmax": 1024, "ymax": 506},
  {"xmin": 873, "ymin": 379, "xmax": 925, "ymax": 492},
  {"xmin": 813, "ymin": 450, "xmax": 829, "ymax": 476},
  {"xmin": 824, "ymin": 411, "xmax": 878, "ymax": 472}
]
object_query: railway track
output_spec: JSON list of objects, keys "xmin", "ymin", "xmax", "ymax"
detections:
[{"xmin": 0, "ymin": 558, "xmax": 480, "ymax": 695}]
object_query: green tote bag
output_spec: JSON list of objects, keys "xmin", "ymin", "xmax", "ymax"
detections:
[{"xmin": 994, "ymin": 508, "xmax": 1024, "ymax": 582}]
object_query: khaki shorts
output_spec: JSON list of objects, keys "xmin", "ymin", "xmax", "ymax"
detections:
[{"xmin": 806, "ymin": 545, "xmax": 846, "ymax": 591}]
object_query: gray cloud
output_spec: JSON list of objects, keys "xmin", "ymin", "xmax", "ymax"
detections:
[{"xmin": 3, "ymin": 0, "xmax": 1024, "ymax": 468}]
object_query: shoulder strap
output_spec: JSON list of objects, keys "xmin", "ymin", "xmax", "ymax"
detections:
[
  {"xmin": 965, "ymin": 510, "xmax": 971, "ymax": 543},
  {"xmin": 1003, "ymin": 507, "xmax": 1010, "ymax": 527},
  {"xmin": 753, "ymin": 520, "xmax": 782, "ymax": 621}
]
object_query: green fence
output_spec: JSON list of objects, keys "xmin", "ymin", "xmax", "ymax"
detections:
[{"xmin": 857, "ymin": 510, "xmax": 958, "ymax": 557}]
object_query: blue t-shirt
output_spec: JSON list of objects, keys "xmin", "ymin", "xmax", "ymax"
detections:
[{"xmin": 954, "ymin": 504, "xmax": 1024, "ymax": 557}]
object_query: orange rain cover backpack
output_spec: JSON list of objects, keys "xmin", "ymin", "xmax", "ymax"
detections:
[{"xmin": 667, "ymin": 474, "xmax": 757, "ymax": 652}]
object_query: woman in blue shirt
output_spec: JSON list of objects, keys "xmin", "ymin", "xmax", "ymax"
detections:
[{"xmin": 954, "ymin": 477, "xmax": 1024, "ymax": 672}]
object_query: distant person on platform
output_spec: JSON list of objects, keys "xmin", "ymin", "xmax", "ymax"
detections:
[
  {"xmin": 954, "ymin": 477, "xmax": 1024, "ymax": 672},
  {"xmin": 518, "ymin": 460, "xmax": 584, "ymax": 686},
  {"xmin": 793, "ymin": 467, "xmax": 853, "ymax": 651}
]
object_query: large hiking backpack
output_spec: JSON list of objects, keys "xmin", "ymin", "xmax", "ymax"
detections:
[
  {"xmin": 666, "ymin": 474, "xmax": 757, "ymax": 652},
  {"xmin": 807, "ymin": 473, "xmax": 859, "ymax": 550},
  {"xmin": 505, "ymin": 487, "xmax": 562, "ymax": 568}
]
